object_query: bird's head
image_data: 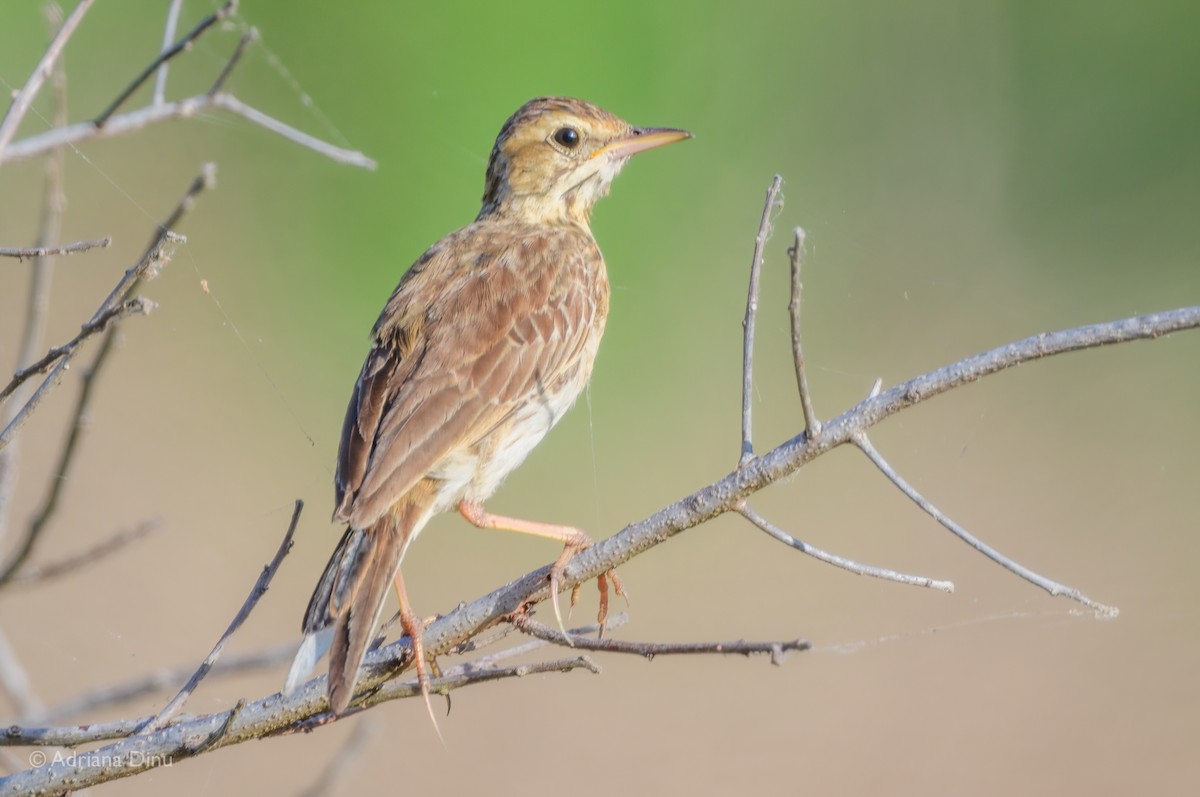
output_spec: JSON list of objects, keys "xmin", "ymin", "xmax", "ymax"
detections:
[{"xmin": 478, "ymin": 97, "xmax": 691, "ymax": 227}]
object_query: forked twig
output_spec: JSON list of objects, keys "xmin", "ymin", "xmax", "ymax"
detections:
[{"xmin": 852, "ymin": 426, "xmax": 1115, "ymax": 615}]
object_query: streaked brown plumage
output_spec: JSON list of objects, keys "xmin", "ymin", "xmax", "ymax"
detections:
[{"xmin": 286, "ymin": 97, "xmax": 690, "ymax": 717}]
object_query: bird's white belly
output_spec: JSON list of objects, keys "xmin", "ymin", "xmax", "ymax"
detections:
[{"xmin": 427, "ymin": 374, "xmax": 585, "ymax": 513}]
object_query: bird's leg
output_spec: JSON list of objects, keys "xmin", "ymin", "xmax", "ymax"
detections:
[
  {"xmin": 457, "ymin": 499, "xmax": 626, "ymax": 640},
  {"xmin": 392, "ymin": 569, "xmax": 442, "ymax": 742}
]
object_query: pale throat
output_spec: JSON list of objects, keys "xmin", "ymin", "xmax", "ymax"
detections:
[{"xmin": 481, "ymin": 154, "xmax": 629, "ymax": 230}]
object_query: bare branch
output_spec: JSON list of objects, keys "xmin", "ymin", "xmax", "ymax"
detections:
[
  {"xmin": 513, "ymin": 614, "xmax": 808, "ymax": 664},
  {"xmin": 740, "ymin": 174, "xmax": 783, "ymax": 465},
  {"xmin": 153, "ymin": 0, "xmax": 185, "ymax": 105},
  {"xmin": 93, "ymin": 0, "xmax": 237, "ymax": 127},
  {"xmin": 735, "ymin": 502, "xmax": 955, "ymax": 592},
  {"xmin": 3, "ymin": 92, "xmax": 377, "ymax": 169},
  {"xmin": 138, "ymin": 500, "xmax": 302, "ymax": 733},
  {"xmin": 0, "ymin": 237, "xmax": 111, "ymax": 259},
  {"xmin": 0, "ymin": 165, "xmax": 213, "ymax": 455},
  {"xmin": 9, "ymin": 520, "xmax": 157, "ymax": 586},
  {"xmin": 787, "ymin": 226, "xmax": 821, "ymax": 436},
  {"xmin": 851, "ymin": 432, "xmax": 1116, "ymax": 615},
  {"xmin": 0, "ymin": 0, "xmax": 94, "ymax": 160},
  {"xmin": 0, "ymin": 296, "xmax": 155, "ymax": 407}
]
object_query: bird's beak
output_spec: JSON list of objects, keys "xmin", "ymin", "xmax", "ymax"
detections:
[{"xmin": 592, "ymin": 126, "xmax": 693, "ymax": 160}]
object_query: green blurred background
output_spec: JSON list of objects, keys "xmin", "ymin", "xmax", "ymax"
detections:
[{"xmin": 1, "ymin": 1, "xmax": 1198, "ymax": 794}]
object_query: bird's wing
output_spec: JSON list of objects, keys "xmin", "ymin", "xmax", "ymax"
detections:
[{"xmin": 334, "ymin": 227, "xmax": 602, "ymax": 529}]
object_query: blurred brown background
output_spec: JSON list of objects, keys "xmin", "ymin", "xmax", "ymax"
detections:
[{"xmin": 1, "ymin": 0, "xmax": 1198, "ymax": 794}]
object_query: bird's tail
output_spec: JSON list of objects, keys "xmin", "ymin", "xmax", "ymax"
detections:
[{"xmin": 284, "ymin": 507, "xmax": 416, "ymax": 714}]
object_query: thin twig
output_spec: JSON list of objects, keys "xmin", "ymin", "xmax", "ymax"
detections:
[
  {"xmin": 137, "ymin": 500, "xmax": 302, "ymax": 734},
  {"xmin": 25, "ymin": 642, "xmax": 296, "ymax": 725},
  {"xmin": 10, "ymin": 520, "xmax": 158, "ymax": 585},
  {"xmin": 153, "ymin": 0, "xmax": 185, "ymax": 105},
  {"xmin": 213, "ymin": 94, "xmax": 378, "ymax": 169},
  {"xmin": 513, "ymin": 614, "xmax": 808, "ymax": 665},
  {"xmin": 735, "ymin": 502, "xmax": 954, "ymax": 591},
  {"xmin": 208, "ymin": 28, "xmax": 259, "ymax": 96},
  {"xmin": 0, "ymin": 0, "xmax": 94, "ymax": 159},
  {"xmin": 0, "ymin": 296, "xmax": 155, "ymax": 406},
  {"xmin": 93, "ymin": 0, "xmax": 237, "ymax": 127},
  {"xmin": 0, "ymin": 237, "xmax": 111, "ymax": 259},
  {"xmin": 787, "ymin": 226, "xmax": 821, "ymax": 436},
  {"xmin": 0, "ymin": 165, "xmax": 213, "ymax": 455},
  {"xmin": 851, "ymin": 431, "xmax": 1117, "ymax": 615},
  {"xmin": 740, "ymin": 175, "xmax": 783, "ymax": 465}
]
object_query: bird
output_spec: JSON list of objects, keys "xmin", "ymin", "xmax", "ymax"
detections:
[{"xmin": 284, "ymin": 96, "xmax": 691, "ymax": 719}]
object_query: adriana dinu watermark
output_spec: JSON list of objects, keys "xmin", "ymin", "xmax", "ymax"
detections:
[{"xmin": 29, "ymin": 749, "xmax": 173, "ymax": 769}]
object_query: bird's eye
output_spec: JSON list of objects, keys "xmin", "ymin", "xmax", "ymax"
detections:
[{"xmin": 552, "ymin": 127, "xmax": 581, "ymax": 149}]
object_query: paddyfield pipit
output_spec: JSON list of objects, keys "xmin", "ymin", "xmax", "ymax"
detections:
[{"xmin": 286, "ymin": 97, "xmax": 691, "ymax": 717}]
